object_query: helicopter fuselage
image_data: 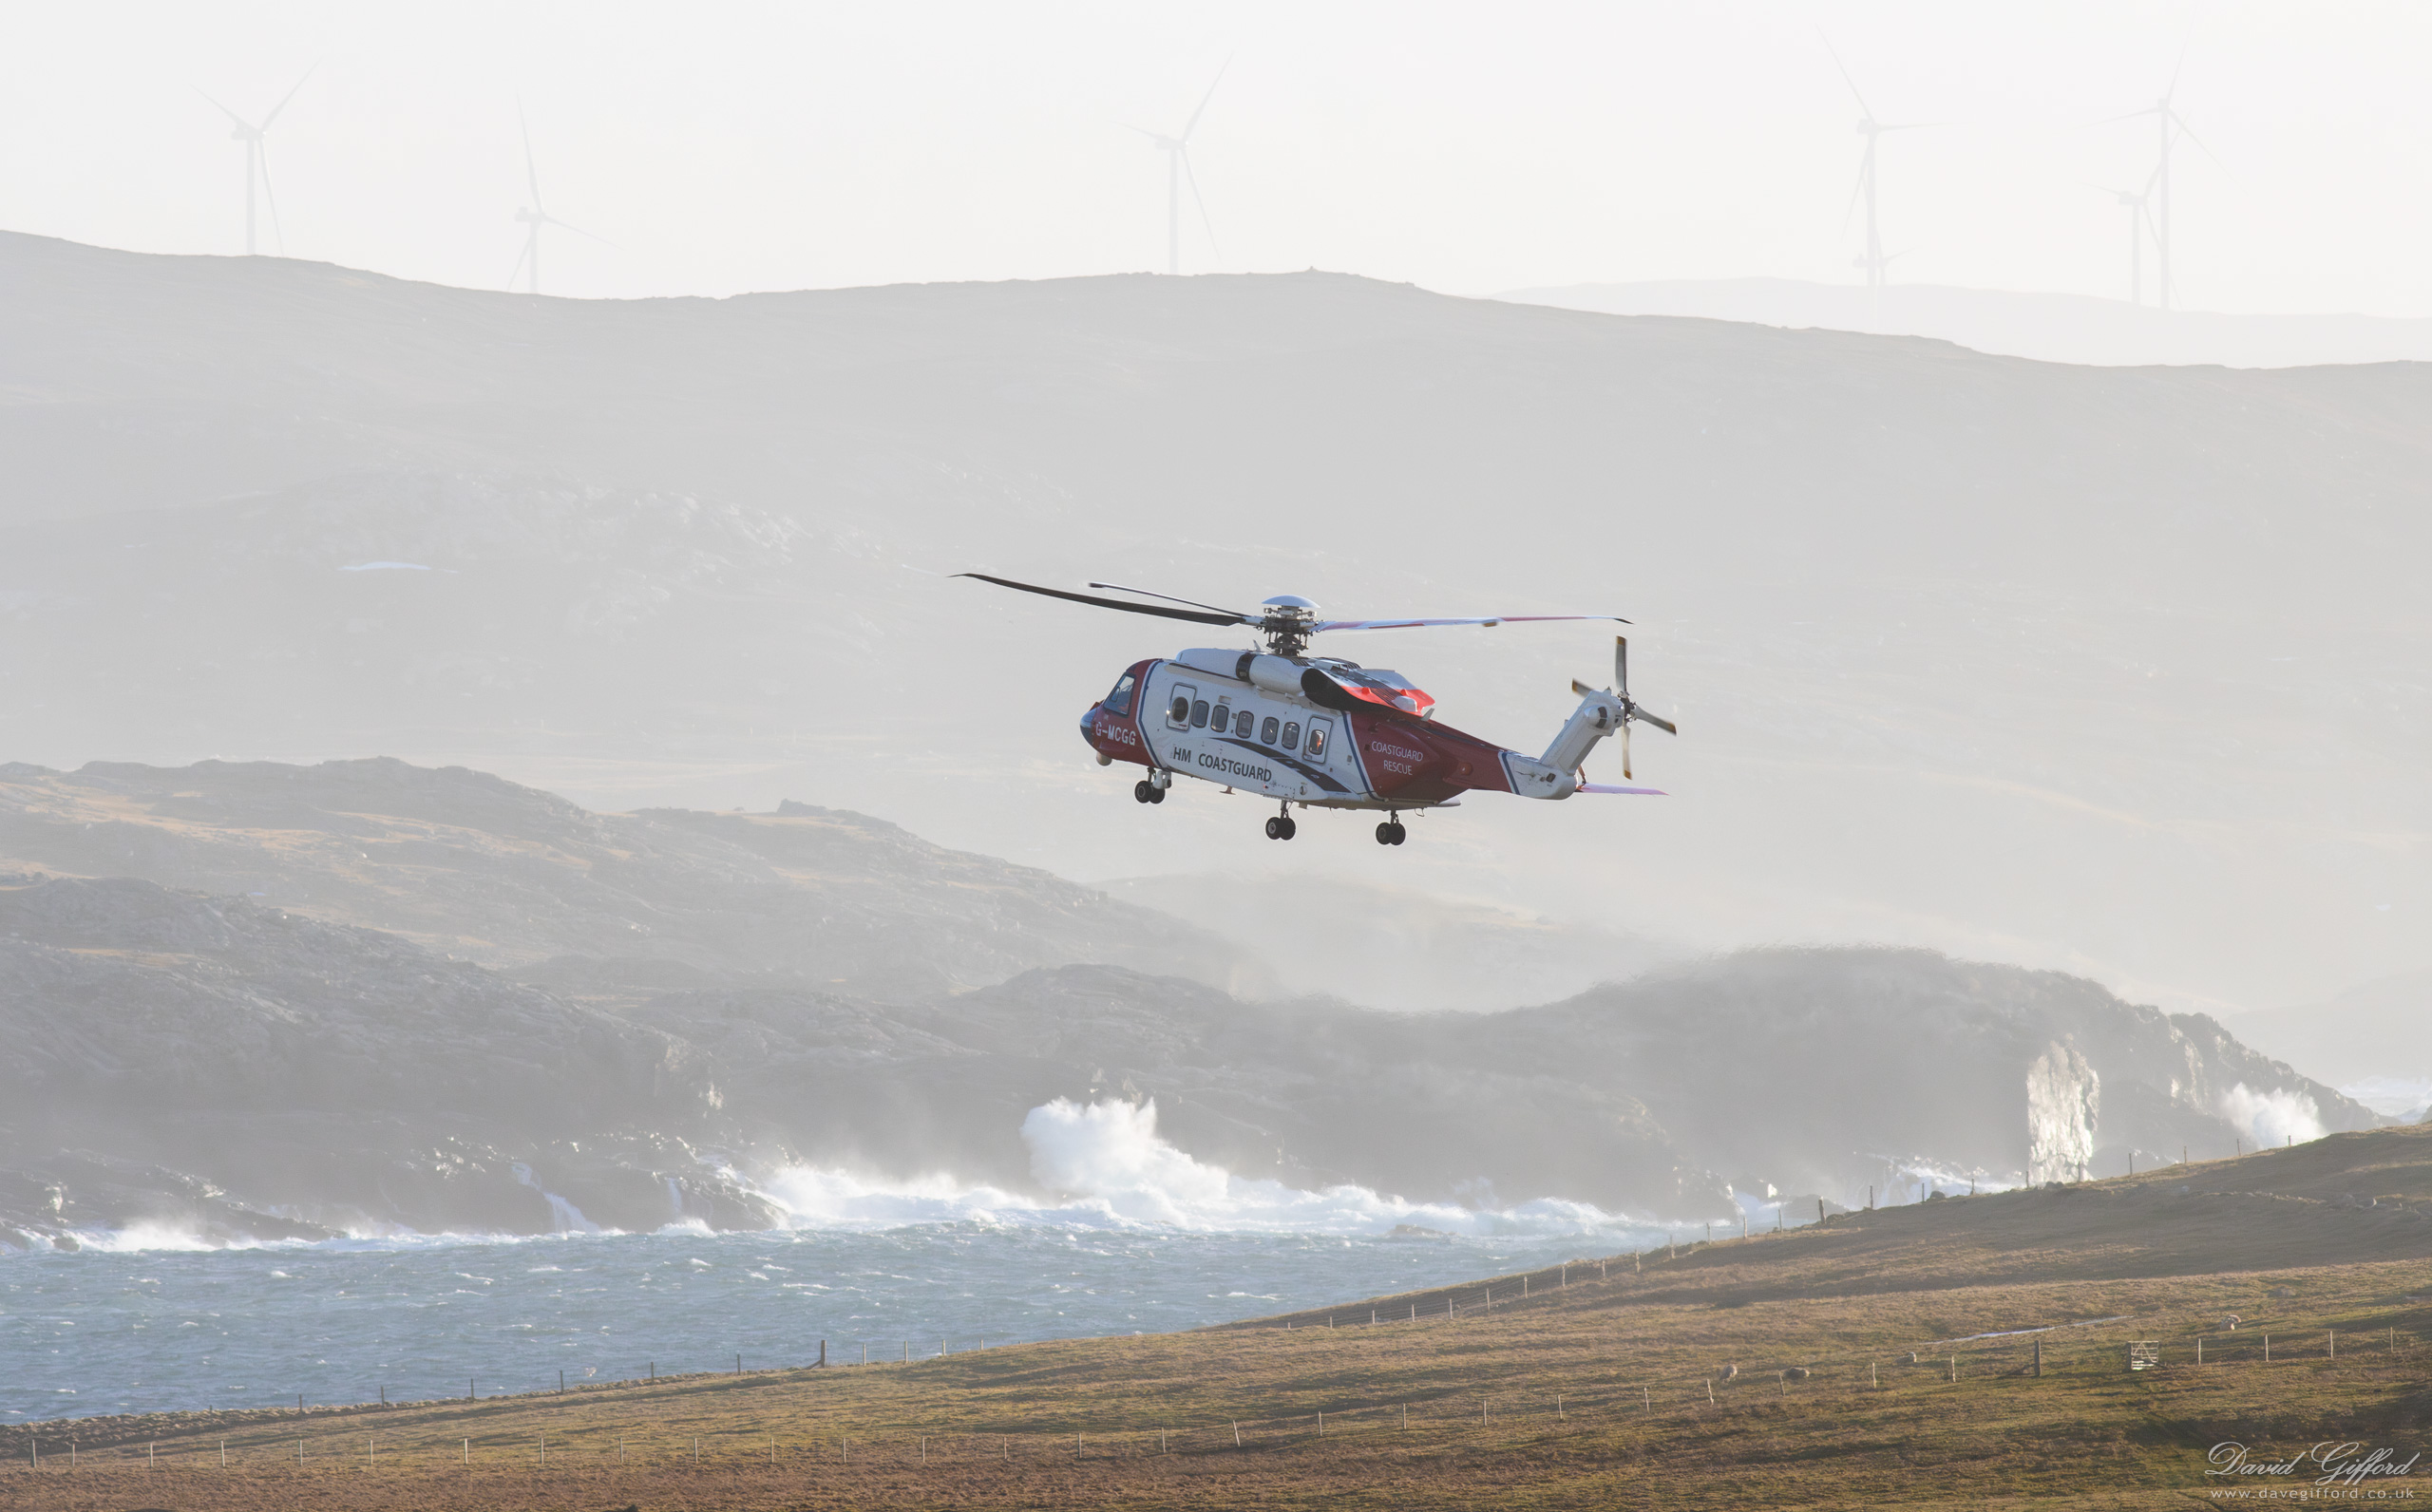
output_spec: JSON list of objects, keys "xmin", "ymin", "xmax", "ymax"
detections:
[{"xmin": 1081, "ymin": 648, "xmax": 1578, "ymax": 810}]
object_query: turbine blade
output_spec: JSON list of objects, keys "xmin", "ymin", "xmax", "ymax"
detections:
[
  {"xmin": 2170, "ymin": 110, "xmax": 2227, "ymax": 169},
  {"xmin": 507, "ymin": 235, "xmax": 531, "ymax": 293},
  {"xmin": 518, "ymin": 98, "xmax": 544, "ymax": 216},
  {"xmin": 1182, "ymin": 148, "xmax": 1219, "ymax": 260},
  {"xmin": 542, "ymin": 214, "xmax": 618, "ymax": 248},
  {"xmin": 2088, "ymin": 104, "xmax": 2160, "ymax": 127},
  {"xmin": 195, "ymin": 88, "xmax": 253, "ymax": 132},
  {"xmin": 1839, "ymin": 161, "xmax": 1867, "ymax": 239},
  {"xmin": 2166, "ymin": 38, "xmax": 2190, "ymax": 103},
  {"xmin": 1180, "ymin": 55, "xmax": 1230, "ymax": 142},
  {"xmin": 1816, "ymin": 30, "xmax": 1874, "ymax": 121},
  {"xmin": 259, "ymin": 66, "xmax": 314, "ymax": 131}
]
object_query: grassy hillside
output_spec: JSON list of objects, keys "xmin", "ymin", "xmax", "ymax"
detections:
[{"xmin": 10, "ymin": 1127, "xmax": 2427, "ymax": 1507}]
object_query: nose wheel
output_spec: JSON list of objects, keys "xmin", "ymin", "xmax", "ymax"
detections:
[
  {"xmin": 1374, "ymin": 820, "xmax": 1407, "ymax": 846},
  {"xmin": 1133, "ymin": 779, "xmax": 1167, "ymax": 804}
]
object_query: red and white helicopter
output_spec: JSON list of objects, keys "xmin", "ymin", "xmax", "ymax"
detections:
[{"xmin": 960, "ymin": 575, "xmax": 1676, "ymax": 844}]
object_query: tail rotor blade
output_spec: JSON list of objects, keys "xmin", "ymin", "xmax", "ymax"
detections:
[
  {"xmin": 1615, "ymin": 635, "xmax": 1628, "ymax": 698},
  {"xmin": 1634, "ymin": 709, "xmax": 1678, "ymax": 736},
  {"xmin": 1622, "ymin": 722, "xmax": 1631, "ymax": 781},
  {"xmin": 1570, "ymin": 678, "xmax": 1597, "ymax": 697}
]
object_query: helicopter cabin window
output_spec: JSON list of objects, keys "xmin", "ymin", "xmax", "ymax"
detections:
[
  {"xmin": 1190, "ymin": 699, "xmax": 1212, "ymax": 729},
  {"xmin": 1281, "ymin": 720, "xmax": 1301, "ymax": 750},
  {"xmin": 1234, "ymin": 708, "xmax": 1255, "ymax": 738},
  {"xmin": 1168, "ymin": 686, "xmax": 1196, "ymax": 728},
  {"xmin": 1104, "ymin": 672, "xmax": 1136, "ymax": 717},
  {"xmin": 1260, "ymin": 715, "xmax": 1280, "ymax": 745},
  {"xmin": 1305, "ymin": 720, "xmax": 1331, "ymax": 759}
]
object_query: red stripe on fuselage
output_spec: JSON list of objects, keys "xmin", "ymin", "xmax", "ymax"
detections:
[{"xmin": 1345, "ymin": 708, "xmax": 1515, "ymax": 803}]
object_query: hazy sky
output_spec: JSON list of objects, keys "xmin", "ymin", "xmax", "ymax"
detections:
[{"xmin": 6, "ymin": 3, "xmax": 2426, "ymax": 314}]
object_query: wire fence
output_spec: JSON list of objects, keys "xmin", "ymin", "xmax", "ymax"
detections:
[{"xmin": 10, "ymin": 1312, "xmax": 2416, "ymax": 1474}]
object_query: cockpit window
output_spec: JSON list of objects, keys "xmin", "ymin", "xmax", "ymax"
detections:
[{"xmin": 1105, "ymin": 672, "xmax": 1136, "ymax": 716}]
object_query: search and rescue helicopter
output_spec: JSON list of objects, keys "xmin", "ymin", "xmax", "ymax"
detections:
[{"xmin": 959, "ymin": 574, "xmax": 1677, "ymax": 844}]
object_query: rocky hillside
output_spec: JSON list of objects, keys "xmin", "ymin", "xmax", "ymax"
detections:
[
  {"xmin": 0, "ymin": 232, "xmax": 2424, "ymax": 1019},
  {"xmin": 8, "ymin": 848, "xmax": 2366, "ymax": 1247},
  {"xmin": 0, "ymin": 875, "xmax": 780, "ymax": 1244},
  {"xmin": 0, "ymin": 757, "xmax": 1264, "ymax": 1001}
]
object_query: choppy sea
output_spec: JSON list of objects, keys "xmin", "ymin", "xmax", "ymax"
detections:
[{"xmin": 5, "ymin": 1099, "xmax": 1677, "ymax": 1423}]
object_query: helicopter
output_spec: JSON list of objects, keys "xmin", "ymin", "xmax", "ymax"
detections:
[{"xmin": 959, "ymin": 575, "xmax": 1677, "ymax": 844}]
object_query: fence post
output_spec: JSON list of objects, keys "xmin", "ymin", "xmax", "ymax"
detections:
[{"xmin": 2034, "ymin": 1338, "xmax": 2042, "ymax": 1376}]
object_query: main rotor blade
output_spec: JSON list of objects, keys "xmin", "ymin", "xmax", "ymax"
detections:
[
  {"xmin": 1631, "ymin": 709, "xmax": 1679, "ymax": 736},
  {"xmin": 1313, "ymin": 613, "xmax": 1628, "ymax": 633},
  {"xmin": 1084, "ymin": 581, "xmax": 1253, "ymax": 619},
  {"xmin": 960, "ymin": 574, "xmax": 1247, "ymax": 627},
  {"xmin": 260, "ymin": 66, "xmax": 314, "ymax": 131},
  {"xmin": 1180, "ymin": 56, "xmax": 1230, "ymax": 143}
]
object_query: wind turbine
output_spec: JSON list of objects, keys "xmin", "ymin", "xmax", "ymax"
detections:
[
  {"xmin": 198, "ymin": 71, "xmax": 312, "ymax": 256},
  {"xmin": 2099, "ymin": 56, "xmax": 2217, "ymax": 311},
  {"xmin": 507, "ymin": 104, "xmax": 611, "ymax": 295},
  {"xmin": 1130, "ymin": 61, "xmax": 1226, "ymax": 276},
  {"xmin": 1821, "ymin": 37, "xmax": 1928, "ymax": 291},
  {"xmin": 2088, "ymin": 168, "xmax": 2160, "ymax": 305}
]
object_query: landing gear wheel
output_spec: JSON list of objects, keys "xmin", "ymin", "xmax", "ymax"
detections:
[
  {"xmin": 1264, "ymin": 817, "xmax": 1282, "ymax": 840},
  {"xmin": 1374, "ymin": 821, "xmax": 1407, "ymax": 846},
  {"xmin": 1134, "ymin": 780, "xmax": 1155, "ymax": 804},
  {"xmin": 1149, "ymin": 784, "xmax": 1166, "ymax": 803},
  {"xmin": 1277, "ymin": 816, "xmax": 1296, "ymax": 841},
  {"xmin": 1391, "ymin": 823, "xmax": 1406, "ymax": 844}
]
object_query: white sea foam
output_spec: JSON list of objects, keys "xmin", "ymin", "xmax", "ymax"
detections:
[
  {"xmin": 2218, "ymin": 1083, "xmax": 2325, "ymax": 1146},
  {"xmin": 757, "ymin": 1097, "xmax": 1646, "ymax": 1238}
]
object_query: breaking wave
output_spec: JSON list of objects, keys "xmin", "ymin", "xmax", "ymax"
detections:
[
  {"xmin": 2217, "ymin": 1083, "xmax": 2326, "ymax": 1146},
  {"xmin": 758, "ymin": 1097, "xmax": 1646, "ymax": 1240}
]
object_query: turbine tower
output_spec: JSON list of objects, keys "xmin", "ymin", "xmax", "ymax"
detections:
[
  {"xmin": 2101, "ymin": 60, "xmax": 2214, "ymax": 311},
  {"xmin": 1821, "ymin": 39, "xmax": 1926, "ymax": 291},
  {"xmin": 2091, "ymin": 169, "xmax": 2159, "ymax": 305},
  {"xmin": 508, "ymin": 104, "xmax": 609, "ymax": 295},
  {"xmin": 198, "ymin": 71, "xmax": 312, "ymax": 256},
  {"xmin": 1131, "ymin": 61, "xmax": 1226, "ymax": 276}
]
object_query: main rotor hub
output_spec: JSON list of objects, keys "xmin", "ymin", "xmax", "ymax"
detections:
[{"xmin": 1258, "ymin": 595, "xmax": 1320, "ymax": 656}]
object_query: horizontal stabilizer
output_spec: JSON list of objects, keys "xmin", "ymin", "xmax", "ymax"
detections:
[{"xmin": 1578, "ymin": 783, "xmax": 1668, "ymax": 796}]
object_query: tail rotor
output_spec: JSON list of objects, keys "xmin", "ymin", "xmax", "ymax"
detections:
[{"xmin": 1574, "ymin": 635, "xmax": 1674, "ymax": 779}]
